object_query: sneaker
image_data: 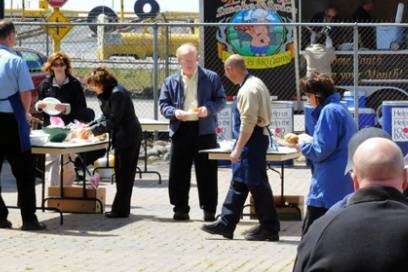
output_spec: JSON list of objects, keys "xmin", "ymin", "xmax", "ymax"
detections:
[
  {"xmin": 173, "ymin": 211, "xmax": 190, "ymax": 221},
  {"xmin": 0, "ymin": 219, "xmax": 12, "ymax": 229},
  {"xmin": 21, "ymin": 221, "xmax": 46, "ymax": 231},
  {"xmin": 244, "ymin": 228, "xmax": 279, "ymax": 241},
  {"xmin": 201, "ymin": 220, "xmax": 234, "ymax": 239}
]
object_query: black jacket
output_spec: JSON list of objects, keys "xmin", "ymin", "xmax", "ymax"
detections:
[
  {"xmin": 293, "ymin": 186, "xmax": 408, "ymax": 272},
  {"xmin": 89, "ymin": 84, "xmax": 142, "ymax": 149},
  {"xmin": 38, "ymin": 75, "xmax": 94, "ymax": 126}
]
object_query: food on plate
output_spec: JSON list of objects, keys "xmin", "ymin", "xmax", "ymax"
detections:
[
  {"xmin": 79, "ymin": 129, "xmax": 90, "ymax": 140},
  {"xmin": 283, "ymin": 133, "xmax": 299, "ymax": 145},
  {"xmin": 96, "ymin": 133, "xmax": 108, "ymax": 141},
  {"xmin": 191, "ymin": 107, "xmax": 200, "ymax": 113}
]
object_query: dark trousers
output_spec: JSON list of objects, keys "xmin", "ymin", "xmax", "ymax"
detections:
[
  {"xmin": 169, "ymin": 122, "xmax": 218, "ymax": 214},
  {"xmin": 302, "ymin": 206, "xmax": 328, "ymax": 236},
  {"xmin": 0, "ymin": 114, "xmax": 37, "ymax": 223},
  {"xmin": 220, "ymin": 180, "xmax": 280, "ymax": 233},
  {"xmin": 111, "ymin": 142, "xmax": 140, "ymax": 215}
]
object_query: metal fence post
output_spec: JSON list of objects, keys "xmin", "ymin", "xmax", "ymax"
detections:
[
  {"xmin": 353, "ymin": 23, "xmax": 359, "ymax": 128},
  {"xmin": 152, "ymin": 23, "xmax": 159, "ymax": 121}
]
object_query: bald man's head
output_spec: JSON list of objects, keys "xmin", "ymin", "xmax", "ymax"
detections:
[
  {"xmin": 224, "ymin": 54, "xmax": 248, "ymax": 85},
  {"xmin": 352, "ymin": 137, "xmax": 407, "ymax": 192}
]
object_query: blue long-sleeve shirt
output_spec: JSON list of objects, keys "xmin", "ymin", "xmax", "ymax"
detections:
[{"xmin": 301, "ymin": 93, "xmax": 357, "ymax": 209}]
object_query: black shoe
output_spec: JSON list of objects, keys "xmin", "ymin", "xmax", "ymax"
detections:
[
  {"xmin": 0, "ymin": 219, "xmax": 12, "ymax": 229},
  {"xmin": 21, "ymin": 221, "xmax": 46, "ymax": 231},
  {"xmin": 204, "ymin": 211, "xmax": 216, "ymax": 222},
  {"xmin": 244, "ymin": 228, "xmax": 279, "ymax": 241},
  {"xmin": 201, "ymin": 221, "xmax": 234, "ymax": 239},
  {"xmin": 173, "ymin": 211, "xmax": 190, "ymax": 221},
  {"xmin": 105, "ymin": 212, "xmax": 129, "ymax": 218},
  {"xmin": 242, "ymin": 224, "xmax": 262, "ymax": 236}
]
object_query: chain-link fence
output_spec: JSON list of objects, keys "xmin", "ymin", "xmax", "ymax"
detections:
[{"xmin": 13, "ymin": 20, "xmax": 408, "ymax": 135}]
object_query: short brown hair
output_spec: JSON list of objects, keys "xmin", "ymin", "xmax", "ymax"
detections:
[
  {"xmin": 300, "ymin": 72, "xmax": 335, "ymax": 104},
  {"xmin": 0, "ymin": 20, "xmax": 15, "ymax": 40},
  {"xmin": 42, "ymin": 52, "xmax": 72, "ymax": 76},
  {"xmin": 85, "ymin": 66, "xmax": 118, "ymax": 92}
]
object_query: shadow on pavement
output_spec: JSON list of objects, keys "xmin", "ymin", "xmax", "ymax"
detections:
[{"xmin": 35, "ymin": 213, "xmax": 156, "ymax": 237}]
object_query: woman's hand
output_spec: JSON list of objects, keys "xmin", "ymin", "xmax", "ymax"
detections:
[
  {"xmin": 36, "ymin": 102, "xmax": 46, "ymax": 110},
  {"xmin": 55, "ymin": 103, "xmax": 67, "ymax": 113}
]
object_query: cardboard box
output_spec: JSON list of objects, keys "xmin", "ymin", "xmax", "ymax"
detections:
[
  {"xmin": 248, "ymin": 195, "xmax": 304, "ymax": 221},
  {"xmin": 47, "ymin": 186, "xmax": 106, "ymax": 213}
]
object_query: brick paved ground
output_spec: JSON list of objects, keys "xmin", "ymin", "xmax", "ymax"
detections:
[{"xmin": 0, "ymin": 159, "xmax": 311, "ymax": 272}]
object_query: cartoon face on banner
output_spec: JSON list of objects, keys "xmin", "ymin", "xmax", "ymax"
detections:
[
  {"xmin": 216, "ymin": 0, "xmax": 295, "ymax": 69},
  {"xmin": 229, "ymin": 9, "xmax": 285, "ymax": 56}
]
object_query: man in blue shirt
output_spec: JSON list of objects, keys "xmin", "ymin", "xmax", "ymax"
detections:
[
  {"xmin": 159, "ymin": 43, "xmax": 226, "ymax": 221},
  {"xmin": 0, "ymin": 20, "xmax": 46, "ymax": 231}
]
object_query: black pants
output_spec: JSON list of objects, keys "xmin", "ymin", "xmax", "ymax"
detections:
[
  {"xmin": 0, "ymin": 113, "xmax": 37, "ymax": 223},
  {"xmin": 111, "ymin": 141, "xmax": 140, "ymax": 216},
  {"xmin": 169, "ymin": 122, "xmax": 218, "ymax": 214},
  {"xmin": 219, "ymin": 180, "xmax": 280, "ymax": 232},
  {"xmin": 302, "ymin": 206, "xmax": 328, "ymax": 236}
]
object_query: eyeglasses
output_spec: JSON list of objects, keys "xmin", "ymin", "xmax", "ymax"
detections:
[{"xmin": 52, "ymin": 62, "xmax": 66, "ymax": 67}]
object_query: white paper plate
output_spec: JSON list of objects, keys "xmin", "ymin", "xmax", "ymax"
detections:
[
  {"xmin": 185, "ymin": 111, "xmax": 198, "ymax": 117},
  {"xmin": 42, "ymin": 97, "xmax": 62, "ymax": 115}
]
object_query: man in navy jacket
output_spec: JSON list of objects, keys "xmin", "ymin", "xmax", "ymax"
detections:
[
  {"xmin": 159, "ymin": 43, "xmax": 226, "ymax": 221},
  {"xmin": 293, "ymin": 137, "xmax": 408, "ymax": 272}
]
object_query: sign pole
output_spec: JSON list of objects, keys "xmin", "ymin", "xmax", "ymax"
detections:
[{"xmin": 52, "ymin": 7, "xmax": 61, "ymax": 52}]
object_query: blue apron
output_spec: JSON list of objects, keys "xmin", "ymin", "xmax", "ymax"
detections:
[
  {"xmin": 231, "ymin": 100, "xmax": 269, "ymax": 185},
  {"xmin": 0, "ymin": 92, "xmax": 31, "ymax": 152}
]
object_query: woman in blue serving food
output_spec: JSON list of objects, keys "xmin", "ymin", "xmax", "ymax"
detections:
[{"xmin": 293, "ymin": 72, "xmax": 357, "ymax": 235}]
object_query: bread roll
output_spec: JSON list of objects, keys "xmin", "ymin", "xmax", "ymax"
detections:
[{"xmin": 284, "ymin": 133, "xmax": 299, "ymax": 145}]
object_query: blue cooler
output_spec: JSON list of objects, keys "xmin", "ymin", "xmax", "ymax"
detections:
[
  {"xmin": 304, "ymin": 103, "xmax": 315, "ymax": 168},
  {"xmin": 304, "ymin": 103, "xmax": 316, "ymax": 135},
  {"xmin": 376, "ymin": 26, "xmax": 403, "ymax": 49},
  {"xmin": 348, "ymin": 107, "xmax": 376, "ymax": 129},
  {"xmin": 382, "ymin": 101, "xmax": 408, "ymax": 155},
  {"xmin": 342, "ymin": 91, "xmax": 366, "ymax": 108}
]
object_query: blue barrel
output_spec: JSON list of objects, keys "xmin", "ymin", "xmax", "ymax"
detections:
[
  {"xmin": 348, "ymin": 108, "xmax": 376, "ymax": 129},
  {"xmin": 342, "ymin": 91, "xmax": 366, "ymax": 108},
  {"xmin": 382, "ymin": 101, "xmax": 408, "ymax": 155},
  {"xmin": 269, "ymin": 101, "xmax": 294, "ymax": 167},
  {"xmin": 304, "ymin": 103, "xmax": 316, "ymax": 135}
]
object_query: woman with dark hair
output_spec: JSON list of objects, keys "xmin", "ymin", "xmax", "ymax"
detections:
[
  {"xmin": 35, "ymin": 52, "xmax": 95, "ymax": 186},
  {"xmin": 82, "ymin": 67, "xmax": 142, "ymax": 218},
  {"xmin": 297, "ymin": 72, "xmax": 356, "ymax": 235}
]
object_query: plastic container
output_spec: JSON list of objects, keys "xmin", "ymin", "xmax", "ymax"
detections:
[
  {"xmin": 304, "ymin": 103, "xmax": 316, "ymax": 136},
  {"xmin": 269, "ymin": 101, "xmax": 294, "ymax": 166},
  {"xmin": 376, "ymin": 26, "xmax": 403, "ymax": 49},
  {"xmin": 348, "ymin": 107, "xmax": 376, "ymax": 129},
  {"xmin": 93, "ymin": 154, "xmax": 115, "ymax": 179},
  {"xmin": 342, "ymin": 91, "xmax": 366, "ymax": 108},
  {"xmin": 382, "ymin": 101, "xmax": 408, "ymax": 155}
]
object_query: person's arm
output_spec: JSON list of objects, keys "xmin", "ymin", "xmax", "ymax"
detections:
[
  {"xmin": 16, "ymin": 58, "xmax": 35, "ymax": 114},
  {"xmin": 159, "ymin": 78, "xmax": 178, "ymax": 120},
  {"xmin": 20, "ymin": 92, "xmax": 31, "ymax": 113},
  {"xmin": 300, "ymin": 107, "xmax": 340, "ymax": 162},
  {"xmin": 202, "ymin": 73, "xmax": 226, "ymax": 116},
  {"xmin": 230, "ymin": 89, "xmax": 258, "ymax": 162},
  {"xmin": 89, "ymin": 90, "xmax": 126, "ymax": 136}
]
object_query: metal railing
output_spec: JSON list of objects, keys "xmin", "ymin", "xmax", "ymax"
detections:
[{"xmin": 13, "ymin": 21, "xmax": 408, "ymax": 131}]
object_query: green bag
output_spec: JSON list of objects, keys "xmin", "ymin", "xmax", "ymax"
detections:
[{"xmin": 42, "ymin": 127, "xmax": 70, "ymax": 142}]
